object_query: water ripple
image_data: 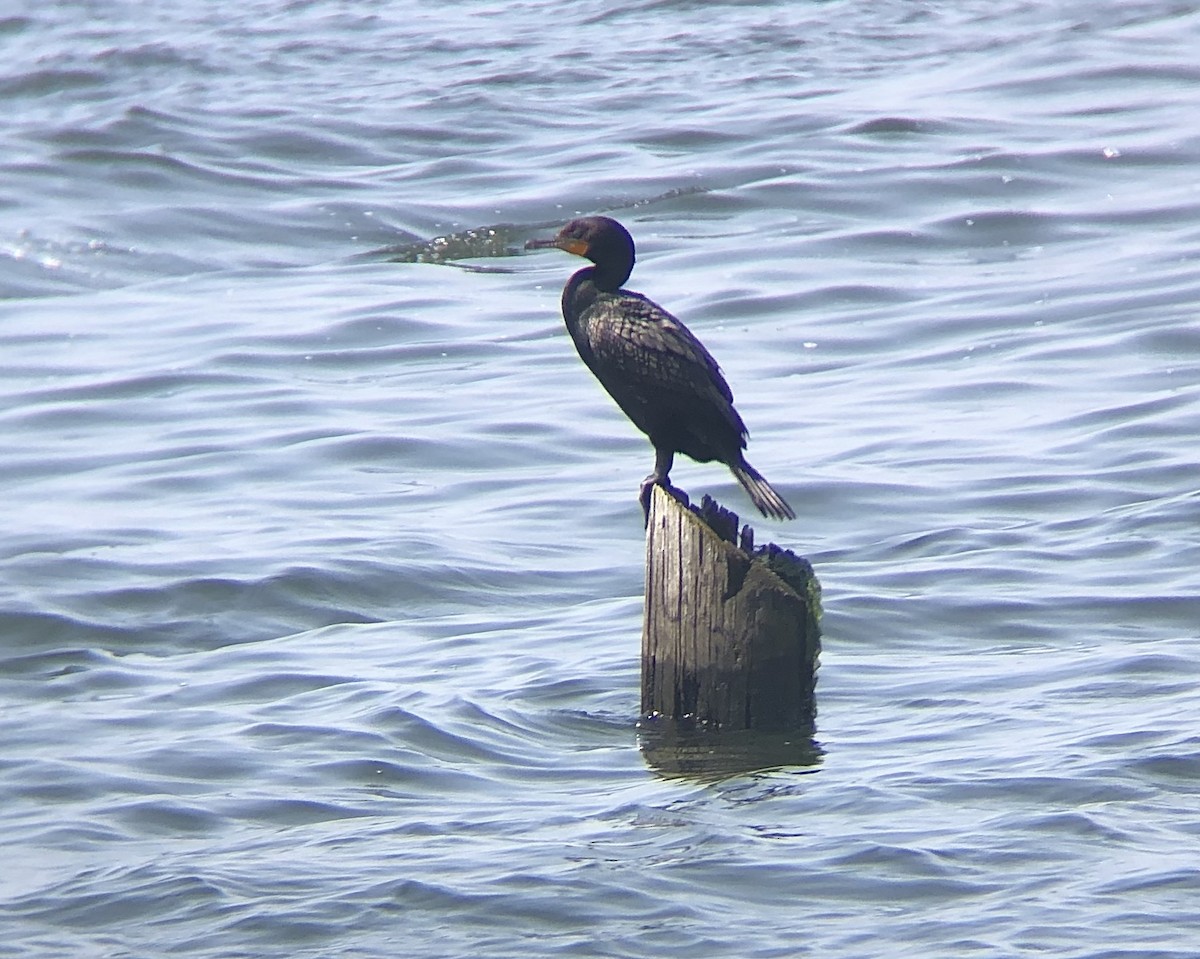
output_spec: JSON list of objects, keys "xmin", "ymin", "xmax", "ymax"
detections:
[{"xmin": 3, "ymin": 1, "xmax": 1200, "ymax": 956}]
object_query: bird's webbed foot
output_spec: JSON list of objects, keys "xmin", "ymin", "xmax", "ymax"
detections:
[
  {"xmin": 638, "ymin": 475, "xmax": 658, "ymax": 526},
  {"xmin": 639, "ymin": 448, "xmax": 675, "ymax": 526},
  {"xmin": 639, "ymin": 472, "xmax": 674, "ymax": 526}
]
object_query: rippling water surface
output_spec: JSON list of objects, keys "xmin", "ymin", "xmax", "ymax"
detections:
[{"xmin": 3, "ymin": 1, "xmax": 1199, "ymax": 956}]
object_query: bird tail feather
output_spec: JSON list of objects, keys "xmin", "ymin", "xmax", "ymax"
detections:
[{"xmin": 731, "ymin": 461, "xmax": 796, "ymax": 521}]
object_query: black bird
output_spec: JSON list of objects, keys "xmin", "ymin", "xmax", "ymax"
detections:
[{"xmin": 525, "ymin": 216, "xmax": 794, "ymax": 521}]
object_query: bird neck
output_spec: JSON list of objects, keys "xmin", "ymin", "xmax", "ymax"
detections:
[
  {"xmin": 590, "ymin": 253, "xmax": 633, "ymax": 292},
  {"xmin": 563, "ymin": 267, "xmax": 599, "ymax": 317},
  {"xmin": 566, "ymin": 259, "xmax": 628, "ymax": 301}
]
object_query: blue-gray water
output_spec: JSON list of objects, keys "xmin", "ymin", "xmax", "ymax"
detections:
[{"xmin": 3, "ymin": 1, "xmax": 1199, "ymax": 956}]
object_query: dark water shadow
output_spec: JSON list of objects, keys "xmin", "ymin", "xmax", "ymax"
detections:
[
  {"xmin": 638, "ymin": 718, "xmax": 823, "ymax": 783},
  {"xmin": 359, "ymin": 223, "xmax": 526, "ymax": 272},
  {"xmin": 356, "ymin": 187, "xmax": 713, "ymax": 271}
]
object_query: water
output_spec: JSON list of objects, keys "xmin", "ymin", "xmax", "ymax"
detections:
[{"xmin": 3, "ymin": 1, "xmax": 1199, "ymax": 955}]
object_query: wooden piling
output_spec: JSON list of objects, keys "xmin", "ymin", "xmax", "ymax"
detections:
[{"xmin": 641, "ymin": 484, "xmax": 820, "ymax": 732}]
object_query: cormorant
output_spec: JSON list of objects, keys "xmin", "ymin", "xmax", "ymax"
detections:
[{"xmin": 525, "ymin": 216, "xmax": 794, "ymax": 521}]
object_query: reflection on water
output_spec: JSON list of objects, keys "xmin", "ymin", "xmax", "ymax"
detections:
[{"xmin": 639, "ymin": 719, "xmax": 823, "ymax": 782}]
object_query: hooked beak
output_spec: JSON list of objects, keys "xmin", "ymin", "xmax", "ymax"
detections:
[{"xmin": 524, "ymin": 235, "xmax": 590, "ymax": 257}]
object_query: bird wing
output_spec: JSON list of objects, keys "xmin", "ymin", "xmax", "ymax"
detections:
[{"xmin": 580, "ymin": 292, "xmax": 746, "ymax": 439}]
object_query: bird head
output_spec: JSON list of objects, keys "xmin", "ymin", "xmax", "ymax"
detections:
[{"xmin": 525, "ymin": 216, "xmax": 635, "ymax": 289}]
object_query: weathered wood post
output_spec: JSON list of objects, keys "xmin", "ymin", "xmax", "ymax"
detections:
[{"xmin": 641, "ymin": 484, "xmax": 820, "ymax": 731}]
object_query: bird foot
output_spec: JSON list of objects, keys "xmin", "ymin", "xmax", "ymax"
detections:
[{"xmin": 639, "ymin": 474, "xmax": 672, "ymax": 526}]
